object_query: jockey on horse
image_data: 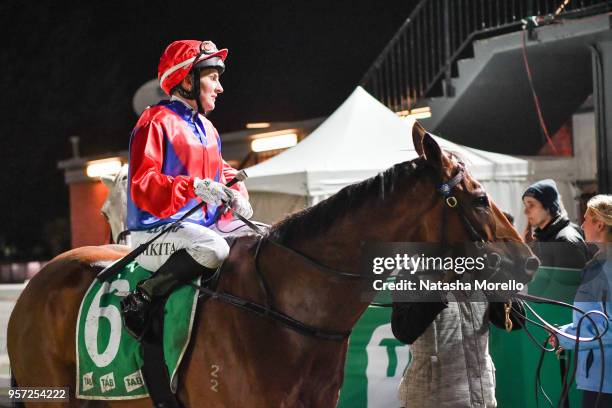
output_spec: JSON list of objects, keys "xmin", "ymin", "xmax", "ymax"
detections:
[{"xmin": 121, "ymin": 39, "xmax": 254, "ymax": 340}]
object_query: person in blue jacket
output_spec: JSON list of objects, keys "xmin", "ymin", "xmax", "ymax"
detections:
[{"xmin": 553, "ymin": 194, "xmax": 612, "ymax": 407}]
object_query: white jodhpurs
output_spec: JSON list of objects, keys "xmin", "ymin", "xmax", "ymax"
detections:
[
  {"xmin": 130, "ymin": 218, "xmax": 269, "ymax": 272},
  {"xmin": 131, "ymin": 222, "xmax": 229, "ymax": 271}
]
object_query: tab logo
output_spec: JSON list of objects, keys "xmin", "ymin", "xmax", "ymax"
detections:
[
  {"xmin": 124, "ymin": 370, "xmax": 144, "ymax": 393},
  {"xmin": 366, "ymin": 323, "xmax": 409, "ymax": 407},
  {"xmin": 82, "ymin": 371, "xmax": 94, "ymax": 392},
  {"xmin": 100, "ymin": 372, "xmax": 116, "ymax": 393}
]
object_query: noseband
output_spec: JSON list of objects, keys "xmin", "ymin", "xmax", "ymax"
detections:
[{"xmin": 436, "ymin": 162, "xmax": 488, "ymax": 244}]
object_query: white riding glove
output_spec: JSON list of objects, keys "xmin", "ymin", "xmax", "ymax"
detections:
[
  {"xmin": 224, "ymin": 188, "xmax": 253, "ymax": 220},
  {"xmin": 193, "ymin": 178, "xmax": 231, "ymax": 205}
]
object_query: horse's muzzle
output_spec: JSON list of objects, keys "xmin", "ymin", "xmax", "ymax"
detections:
[
  {"xmin": 487, "ymin": 252, "xmax": 502, "ymax": 271},
  {"xmin": 525, "ymin": 256, "xmax": 540, "ymax": 275},
  {"xmin": 485, "ymin": 252, "xmax": 540, "ymax": 283}
]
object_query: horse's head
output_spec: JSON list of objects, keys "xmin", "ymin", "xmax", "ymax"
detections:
[
  {"xmin": 403, "ymin": 122, "xmax": 539, "ymax": 286},
  {"xmin": 100, "ymin": 164, "xmax": 130, "ymax": 245}
]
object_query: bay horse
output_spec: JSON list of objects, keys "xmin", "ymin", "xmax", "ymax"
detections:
[{"xmin": 8, "ymin": 127, "xmax": 537, "ymax": 407}]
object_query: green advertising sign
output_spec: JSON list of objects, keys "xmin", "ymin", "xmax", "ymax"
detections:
[{"xmin": 337, "ymin": 306, "xmax": 409, "ymax": 408}]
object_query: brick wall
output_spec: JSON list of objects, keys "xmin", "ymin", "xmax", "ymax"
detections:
[{"xmin": 69, "ymin": 181, "xmax": 110, "ymax": 248}]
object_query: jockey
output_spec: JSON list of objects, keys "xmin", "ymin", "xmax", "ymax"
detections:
[{"xmin": 121, "ymin": 40, "xmax": 253, "ymax": 340}]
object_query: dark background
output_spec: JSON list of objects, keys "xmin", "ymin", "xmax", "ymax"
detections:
[{"xmin": 0, "ymin": 0, "xmax": 417, "ymax": 260}]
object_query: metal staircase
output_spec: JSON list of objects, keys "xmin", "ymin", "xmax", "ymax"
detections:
[{"xmin": 360, "ymin": 0, "xmax": 612, "ymax": 154}]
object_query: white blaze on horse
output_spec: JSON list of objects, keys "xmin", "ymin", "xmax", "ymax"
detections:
[{"xmin": 101, "ymin": 164, "xmax": 130, "ymax": 246}]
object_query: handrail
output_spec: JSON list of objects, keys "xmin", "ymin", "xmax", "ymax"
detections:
[{"xmin": 360, "ymin": 0, "xmax": 612, "ymax": 114}]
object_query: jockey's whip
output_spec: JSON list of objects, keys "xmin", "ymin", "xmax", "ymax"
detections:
[{"xmin": 96, "ymin": 170, "xmax": 248, "ymax": 282}]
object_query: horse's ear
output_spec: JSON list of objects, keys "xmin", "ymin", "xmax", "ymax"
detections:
[
  {"xmin": 412, "ymin": 121, "xmax": 427, "ymax": 156},
  {"xmin": 100, "ymin": 175, "xmax": 114, "ymax": 190},
  {"xmin": 422, "ymin": 133, "xmax": 444, "ymax": 168}
]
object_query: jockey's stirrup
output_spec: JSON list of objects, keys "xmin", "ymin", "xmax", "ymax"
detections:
[
  {"xmin": 120, "ymin": 287, "xmax": 155, "ymax": 340},
  {"xmin": 120, "ymin": 249, "xmax": 216, "ymax": 340}
]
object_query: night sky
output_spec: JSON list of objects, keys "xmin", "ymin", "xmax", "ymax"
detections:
[{"xmin": 0, "ymin": 0, "xmax": 417, "ymax": 259}]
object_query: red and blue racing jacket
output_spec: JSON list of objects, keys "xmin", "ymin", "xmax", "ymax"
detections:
[{"xmin": 127, "ymin": 99, "xmax": 248, "ymax": 231}]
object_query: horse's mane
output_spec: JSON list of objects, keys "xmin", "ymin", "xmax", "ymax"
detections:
[{"xmin": 268, "ymin": 158, "xmax": 428, "ymax": 245}]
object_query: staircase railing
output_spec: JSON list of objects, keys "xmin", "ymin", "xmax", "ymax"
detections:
[{"xmin": 360, "ymin": 0, "xmax": 612, "ymax": 113}]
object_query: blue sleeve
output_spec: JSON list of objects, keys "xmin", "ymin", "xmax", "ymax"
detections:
[{"xmin": 557, "ymin": 301, "xmax": 612, "ymax": 350}]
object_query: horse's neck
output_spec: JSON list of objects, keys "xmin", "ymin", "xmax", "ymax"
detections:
[
  {"xmin": 292, "ymin": 203, "xmax": 428, "ymax": 279},
  {"xmin": 262, "ymin": 210, "xmax": 424, "ymax": 334}
]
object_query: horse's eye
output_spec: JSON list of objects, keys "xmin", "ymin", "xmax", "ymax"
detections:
[{"xmin": 474, "ymin": 195, "xmax": 489, "ymax": 208}]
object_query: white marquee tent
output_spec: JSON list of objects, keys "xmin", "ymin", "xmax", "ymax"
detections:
[{"xmin": 245, "ymin": 87, "xmax": 579, "ymax": 232}]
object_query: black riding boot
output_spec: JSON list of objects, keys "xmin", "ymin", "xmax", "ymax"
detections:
[{"xmin": 120, "ymin": 249, "xmax": 216, "ymax": 340}]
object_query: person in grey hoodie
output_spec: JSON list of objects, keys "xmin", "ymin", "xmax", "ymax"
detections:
[{"xmin": 392, "ymin": 295, "xmax": 524, "ymax": 408}]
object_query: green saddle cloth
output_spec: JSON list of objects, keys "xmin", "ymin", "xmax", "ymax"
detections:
[{"xmin": 76, "ymin": 261, "xmax": 199, "ymax": 400}]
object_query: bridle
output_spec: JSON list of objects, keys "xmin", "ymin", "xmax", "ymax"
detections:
[
  {"xmin": 197, "ymin": 156, "xmax": 609, "ymax": 405},
  {"xmin": 194, "ymin": 157, "xmax": 506, "ymax": 341},
  {"xmin": 166, "ymin": 145, "xmax": 609, "ymax": 405},
  {"xmin": 196, "ymin": 154, "xmax": 610, "ymax": 404},
  {"xmin": 422, "ymin": 159, "xmax": 610, "ymax": 407},
  {"xmin": 436, "ymin": 160, "xmax": 489, "ymax": 243},
  {"xmin": 436, "ymin": 160, "xmax": 610, "ymax": 407}
]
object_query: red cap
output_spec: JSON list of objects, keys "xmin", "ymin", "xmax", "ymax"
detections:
[{"xmin": 157, "ymin": 40, "xmax": 228, "ymax": 96}]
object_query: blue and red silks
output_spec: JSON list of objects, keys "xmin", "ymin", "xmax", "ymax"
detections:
[{"xmin": 127, "ymin": 99, "xmax": 247, "ymax": 231}]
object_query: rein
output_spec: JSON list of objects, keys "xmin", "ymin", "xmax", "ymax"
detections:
[
  {"xmin": 197, "ymin": 286, "xmax": 351, "ymax": 341},
  {"xmin": 194, "ymin": 158, "xmax": 492, "ymax": 341},
  {"xmin": 509, "ymin": 293, "xmax": 609, "ymax": 408},
  {"xmin": 193, "ymin": 223, "xmax": 360, "ymax": 342},
  {"xmin": 196, "ymin": 157, "xmax": 607, "ymax": 402}
]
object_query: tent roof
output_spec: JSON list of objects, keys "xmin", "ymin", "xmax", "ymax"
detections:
[{"xmin": 245, "ymin": 87, "xmax": 530, "ymax": 196}]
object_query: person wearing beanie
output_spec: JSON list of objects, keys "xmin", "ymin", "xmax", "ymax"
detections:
[{"xmin": 522, "ymin": 179, "xmax": 590, "ymax": 269}]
